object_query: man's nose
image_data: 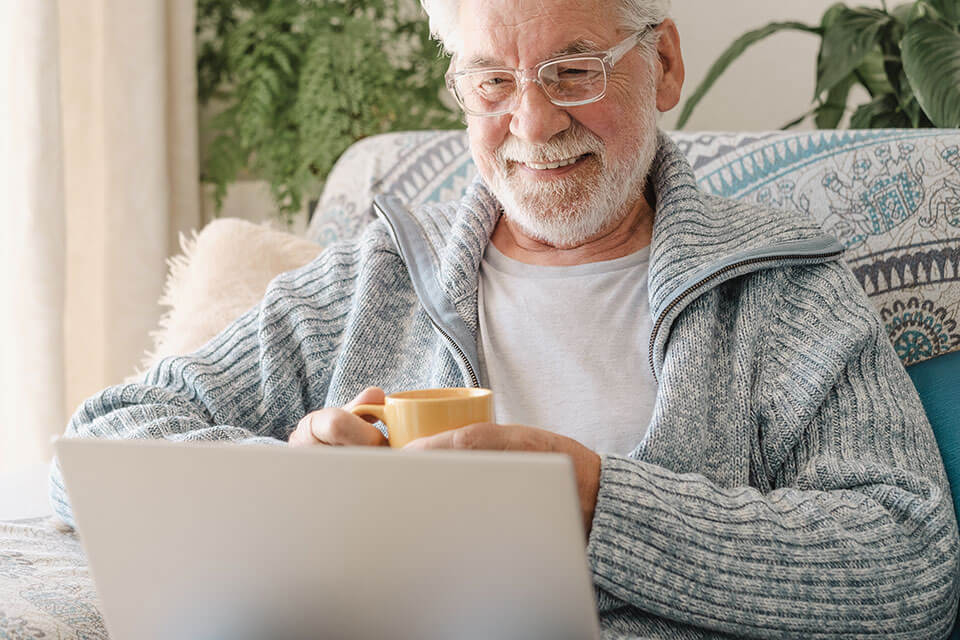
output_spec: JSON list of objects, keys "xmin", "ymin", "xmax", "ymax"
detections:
[{"xmin": 508, "ymin": 82, "xmax": 571, "ymax": 145}]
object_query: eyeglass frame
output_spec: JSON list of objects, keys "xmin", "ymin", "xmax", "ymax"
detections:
[{"xmin": 444, "ymin": 26, "xmax": 656, "ymax": 118}]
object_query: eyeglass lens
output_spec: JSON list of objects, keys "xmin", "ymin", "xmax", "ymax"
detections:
[{"xmin": 454, "ymin": 57, "xmax": 607, "ymax": 114}]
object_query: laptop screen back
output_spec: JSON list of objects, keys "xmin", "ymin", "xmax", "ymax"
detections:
[{"xmin": 55, "ymin": 439, "xmax": 601, "ymax": 640}]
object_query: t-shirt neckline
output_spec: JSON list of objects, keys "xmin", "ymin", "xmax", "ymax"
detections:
[{"xmin": 482, "ymin": 242, "xmax": 651, "ymax": 279}]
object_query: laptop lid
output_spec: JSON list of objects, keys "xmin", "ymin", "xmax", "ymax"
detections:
[{"xmin": 55, "ymin": 438, "xmax": 602, "ymax": 640}]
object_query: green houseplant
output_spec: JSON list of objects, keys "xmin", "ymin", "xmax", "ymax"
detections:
[
  {"xmin": 197, "ymin": 0, "xmax": 461, "ymax": 223},
  {"xmin": 677, "ymin": 0, "xmax": 960, "ymax": 131}
]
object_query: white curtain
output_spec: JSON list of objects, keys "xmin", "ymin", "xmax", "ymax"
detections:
[
  {"xmin": 0, "ymin": 0, "xmax": 201, "ymax": 474},
  {"xmin": 1, "ymin": 0, "xmax": 67, "ymax": 475}
]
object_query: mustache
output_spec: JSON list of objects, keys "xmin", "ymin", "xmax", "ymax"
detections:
[{"xmin": 495, "ymin": 123, "xmax": 604, "ymax": 166}]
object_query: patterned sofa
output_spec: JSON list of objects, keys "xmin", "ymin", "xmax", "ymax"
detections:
[{"xmin": 2, "ymin": 129, "xmax": 959, "ymax": 639}]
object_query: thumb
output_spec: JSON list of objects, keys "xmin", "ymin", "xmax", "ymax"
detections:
[{"xmin": 345, "ymin": 387, "xmax": 386, "ymax": 422}]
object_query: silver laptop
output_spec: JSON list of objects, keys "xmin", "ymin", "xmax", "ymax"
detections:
[{"xmin": 55, "ymin": 438, "xmax": 601, "ymax": 640}]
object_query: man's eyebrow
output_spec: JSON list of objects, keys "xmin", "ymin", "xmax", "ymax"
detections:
[
  {"xmin": 463, "ymin": 39, "xmax": 603, "ymax": 68},
  {"xmin": 464, "ymin": 54, "xmax": 504, "ymax": 68},
  {"xmin": 548, "ymin": 39, "xmax": 602, "ymax": 57}
]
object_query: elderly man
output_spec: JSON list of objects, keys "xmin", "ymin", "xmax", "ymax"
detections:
[{"xmin": 52, "ymin": 0, "xmax": 958, "ymax": 636}]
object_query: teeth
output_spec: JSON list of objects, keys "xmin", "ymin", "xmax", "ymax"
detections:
[{"xmin": 522, "ymin": 155, "xmax": 582, "ymax": 170}]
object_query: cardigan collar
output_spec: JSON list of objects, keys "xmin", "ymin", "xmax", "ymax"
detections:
[{"xmin": 428, "ymin": 130, "xmax": 837, "ymax": 323}]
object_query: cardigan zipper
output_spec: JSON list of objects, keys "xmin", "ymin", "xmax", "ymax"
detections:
[
  {"xmin": 647, "ymin": 248, "xmax": 845, "ymax": 384},
  {"xmin": 433, "ymin": 323, "xmax": 481, "ymax": 388},
  {"xmin": 373, "ymin": 198, "xmax": 481, "ymax": 389}
]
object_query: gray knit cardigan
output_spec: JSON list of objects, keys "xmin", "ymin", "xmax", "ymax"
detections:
[{"xmin": 51, "ymin": 131, "xmax": 960, "ymax": 639}]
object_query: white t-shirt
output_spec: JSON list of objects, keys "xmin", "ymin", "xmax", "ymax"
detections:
[{"xmin": 477, "ymin": 243, "xmax": 658, "ymax": 456}]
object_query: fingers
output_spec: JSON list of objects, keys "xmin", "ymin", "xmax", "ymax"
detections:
[
  {"xmin": 344, "ymin": 387, "xmax": 386, "ymax": 422},
  {"xmin": 403, "ymin": 423, "xmax": 503, "ymax": 451},
  {"xmin": 312, "ymin": 408, "xmax": 389, "ymax": 446},
  {"xmin": 288, "ymin": 387, "xmax": 388, "ymax": 448},
  {"xmin": 402, "ymin": 431, "xmax": 452, "ymax": 451}
]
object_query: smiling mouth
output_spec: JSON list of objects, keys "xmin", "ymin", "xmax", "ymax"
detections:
[{"xmin": 517, "ymin": 153, "xmax": 592, "ymax": 171}]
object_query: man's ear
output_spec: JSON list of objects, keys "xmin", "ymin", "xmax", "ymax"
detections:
[{"xmin": 653, "ymin": 19, "xmax": 684, "ymax": 113}]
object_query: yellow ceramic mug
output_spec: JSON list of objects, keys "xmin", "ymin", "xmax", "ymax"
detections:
[{"xmin": 349, "ymin": 388, "xmax": 494, "ymax": 449}]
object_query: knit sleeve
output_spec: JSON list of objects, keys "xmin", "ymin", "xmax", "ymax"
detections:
[
  {"xmin": 49, "ymin": 242, "xmax": 365, "ymax": 528},
  {"xmin": 585, "ymin": 261, "xmax": 960, "ymax": 639}
]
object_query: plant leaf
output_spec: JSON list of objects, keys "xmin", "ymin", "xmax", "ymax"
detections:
[
  {"xmin": 923, "ymin": 0, "xmax": 960, "ymax": 25},
  {"xmin": 849, "ymin": 93, "xmax": 912, "ymax": 128},
  {"xmin": 852, "ymin": 48, "xmax": 894, "ymax": 97},
  {"xmin": 892, "ymin": 1, "xmax": 926, "ymax": 25},
  {"xmin": 782, "ymin": 105, "xmax": 819, "ymax": 130},
  {"xmin": 815, "ymin": 72, "xmax": 857, "ymax": 128},
  {"xmin": 891, "ymin": 68, "xmax": 935, "ymax": 127},
  {"xmin": 816, "ymin": 7, "xmax": 892, "ymax": 96},
  {"xmin": 676, "ymin": 21, "xmax": 819, "ymax": 129},
  {"xmin": 901, "ymin": 17, "xmax": 960, "ymax": 127},
  {"xmin": 197, "ymin": 0, "xmax": 460, "ymax": 221}
]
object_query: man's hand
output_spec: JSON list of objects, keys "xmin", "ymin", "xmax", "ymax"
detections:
[
  {"xmin": 404, "ymin": 423, "xmax": 602, "ymax": 537},
  {"xmin": 288, "ymin": 387, "xmax": 389, "ymax": 447}
]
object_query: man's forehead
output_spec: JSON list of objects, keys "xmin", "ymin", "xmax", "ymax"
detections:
[{"xmin": 457, "ymin": 0, "xmax": 616, "ymax": 66}]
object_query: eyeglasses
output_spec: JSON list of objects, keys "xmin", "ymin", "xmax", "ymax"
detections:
[{"xmin": 445, "ymin": 28, "xmax": 654, "ymax": 118}]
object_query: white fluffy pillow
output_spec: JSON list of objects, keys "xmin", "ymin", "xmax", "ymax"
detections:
[{"xmin": 136, "ymin": 218, "xmax": 323, "ymax": 374}]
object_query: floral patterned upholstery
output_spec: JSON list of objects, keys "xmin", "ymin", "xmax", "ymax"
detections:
[
  {"xmin": 687, "ymin": 130, "xmax": 960, "ymax": 366},
  {"xmin": 0, "ymin": 518, "xmax": 107, "ymax": 638}
]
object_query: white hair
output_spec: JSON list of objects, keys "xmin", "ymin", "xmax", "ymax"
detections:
[{"xmin": 418, "ymin": 0, "xmax": 672, "ymax": 56}]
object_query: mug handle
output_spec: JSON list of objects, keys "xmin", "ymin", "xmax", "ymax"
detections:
[{"xmin": 349, "ymin": 404, "xmax": 387, "ymax": 426}]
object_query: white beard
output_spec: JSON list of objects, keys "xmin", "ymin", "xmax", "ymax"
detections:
[{"xmin": 482, "ymin": 91, "xmax": 659, "ymax": 249}]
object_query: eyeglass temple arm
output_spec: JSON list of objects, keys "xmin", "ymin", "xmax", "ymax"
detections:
[{"xmin": 607, "ymin": 25, "xmax": 656, "ymax": 65}]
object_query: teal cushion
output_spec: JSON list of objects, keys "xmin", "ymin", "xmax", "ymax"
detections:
[
  {"xmin": 907, "ymin": 349, "xmax": 960, "ymax": 636},
  {"xmin": 908, "ymin": 350, "xmax": 960, "ymax": 517}
]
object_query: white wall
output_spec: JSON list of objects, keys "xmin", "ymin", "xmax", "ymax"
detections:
[{"xmin": 662, "ymin": 0, "xmax": 880, "ymax": 131}]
